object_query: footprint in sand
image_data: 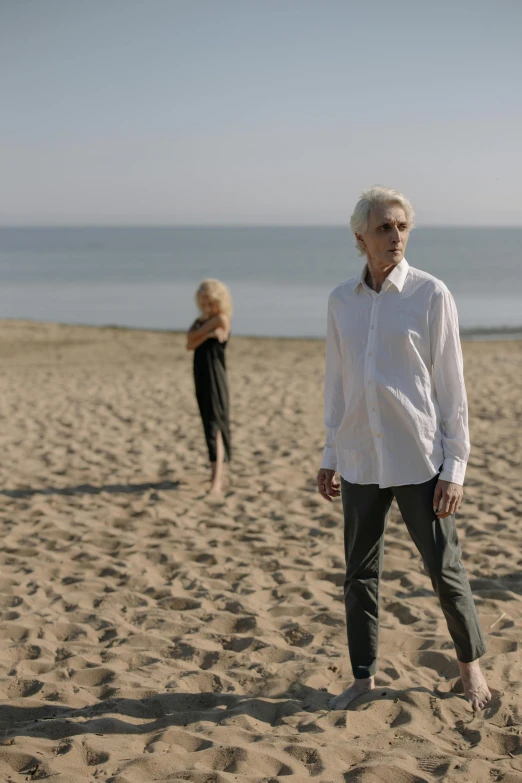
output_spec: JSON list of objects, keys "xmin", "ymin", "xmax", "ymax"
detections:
[
  {"xmin": 386, "ymin": 601, "xmax": 420, "ymax": 625},
  {"xmin": 81, "ymin": 741, "xmax": 110, "ymax": 767},
  {"xmin": 283, "ymin": 624, "xmax": 314, "ymax": 647},
  {"xmin": 6, "ymin": 678, "xmax": 44, "ymax": 698},
  {"xmin": 70, "ymin": 667, "xmax": 115, "ymax": 687},
  {"xmin": 284, "ymin": 744, "xmax": 325, "ymax": 776}
]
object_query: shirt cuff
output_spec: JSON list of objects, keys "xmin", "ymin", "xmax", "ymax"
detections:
[
  {"xmin": 439, "ymin": 457, "xmax": 467, "ymax": 485},
  {"xmin": 321, "ymin": 446, "xmax": 337, "ymax": 471}
]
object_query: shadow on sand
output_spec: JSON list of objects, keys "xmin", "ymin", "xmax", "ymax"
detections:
[
  {"xmin": 2, "ymin": 683, "xmax": 497, "ymax": 742},
  {"xmin": 0, "ymin": 479, "xmax": 180, "ymax": 500}
]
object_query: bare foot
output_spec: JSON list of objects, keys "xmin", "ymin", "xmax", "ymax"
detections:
[
  {"xmin": 328, "ymin": 677, "xmax": 374, "ymax": 710},
  {"xmin": 208, "ymin": 484, "xmax": 223, "ymax": 496},
  {"xmin": 458, "ymin": 659, "xmax": 491, "ymax": 711}
]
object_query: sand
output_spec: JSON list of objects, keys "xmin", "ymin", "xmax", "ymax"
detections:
[{"xmin": 0, "ymin": 319, "xmax": 521, "ymax": 783}]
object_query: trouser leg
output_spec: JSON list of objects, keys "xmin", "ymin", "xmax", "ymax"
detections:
[
  {"xmin": 393, "ymin": 474, "xmax": 486, "ymax": 663},
  {"xmin": 341, "ymin": 478, "xmax": 394, "ymax": 679}
]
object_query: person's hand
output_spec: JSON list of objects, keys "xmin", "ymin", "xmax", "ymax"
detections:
[
  {"xmin": 433, "ymin": 479, "xmax": 463, "ymax": 518},
  {"xmin": 317, "ymin": 468, "xmax": 340, "ymax": 502}
]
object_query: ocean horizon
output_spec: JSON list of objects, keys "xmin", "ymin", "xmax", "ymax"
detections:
[{"xmin": 0, "ymin": 225, "xmax": 521, "ymax": 339}]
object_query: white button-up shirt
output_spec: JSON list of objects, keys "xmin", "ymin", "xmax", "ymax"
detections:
[{"xmin": 321, "ymin": 258, "xmax": 470, "ymax": 487}]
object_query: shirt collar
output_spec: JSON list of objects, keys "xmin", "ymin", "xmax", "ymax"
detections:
[{"xmin": 354, "ymin": 258, "xmax": 409, "ymax": 294}]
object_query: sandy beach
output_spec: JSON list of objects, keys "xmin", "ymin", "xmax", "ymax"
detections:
[{"xmin": 0, "ymin": 319, "xmax": 521, "ymax": 783}]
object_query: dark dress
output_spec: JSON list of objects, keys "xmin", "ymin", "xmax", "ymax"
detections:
[{"xmin": 193, "ymin": 334, "xmax": 231, "ymax": 463}]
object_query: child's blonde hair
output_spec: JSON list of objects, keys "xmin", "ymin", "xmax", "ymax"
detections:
[{"xmin": 196, "ymin": 279, "xmax": 233, "ymax": 317}]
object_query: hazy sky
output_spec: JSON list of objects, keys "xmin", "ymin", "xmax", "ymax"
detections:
[{"xmin": 1, "ymin": 0, "xmax": 521, "ymax": 225}]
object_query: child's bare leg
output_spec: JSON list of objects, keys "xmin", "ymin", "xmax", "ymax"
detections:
[{"xmin": 210, "ymin": 431, "xmax": 225, "ymax": 493}]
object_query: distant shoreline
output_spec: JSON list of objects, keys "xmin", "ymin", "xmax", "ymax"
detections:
[
  {"xmin": 459, "ymin": 326, "xmax": 522, "ymax": 341},
  {"xmin": 1, "ymin": 318, "xmax": 521, "ymax": 343}
]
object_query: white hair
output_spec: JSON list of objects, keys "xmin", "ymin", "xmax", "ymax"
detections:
[{"xmin": 350, "ymin": 186, "xmax": 415, "ymax": 256}]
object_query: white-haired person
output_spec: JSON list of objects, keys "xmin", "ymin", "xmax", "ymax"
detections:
[
  {"xmin": 186, "ymin": 279, "xmax": 232, "ymax": 494},
  {"xmin": 317, "ymin": 186, "xmax": 491, "ymax": 712}
]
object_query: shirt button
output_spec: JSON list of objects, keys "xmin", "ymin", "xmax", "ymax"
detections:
[
  {"xmin": 370, "ymin": 325, "xmax": 375, "ymax": 329},
  {"xmin": 376, "ymin": 433, "xmax": 381, "ymax": 438},
  {"xmin": 368, "ymin": 352, "xmax": 372, "ymax": 357}
]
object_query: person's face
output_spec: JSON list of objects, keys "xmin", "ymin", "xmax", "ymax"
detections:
[
  {"xmin": 356, "ymin": 203, "xmax": 410, "ymax": 267},
  {"xmin": 198, "ymin": 293, "xmax": 220, "ymax": 319}
]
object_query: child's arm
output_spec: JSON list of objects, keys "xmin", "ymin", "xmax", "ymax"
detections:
[
  {"xmin": 186, "ymin": 314, "xmax": 229, "ymax": 351},
  {"xmin": 188, "ymin": 318, "xmax": 202, "ymax": 332}
]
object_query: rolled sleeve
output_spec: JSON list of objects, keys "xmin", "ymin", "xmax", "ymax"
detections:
[
  {"xmin": 439, "ymin": 456, "xmax": 467, "ymax": 485},
  {"xmin": 321, "ymin": 443, "xmax": 338, "ymax": 471}
]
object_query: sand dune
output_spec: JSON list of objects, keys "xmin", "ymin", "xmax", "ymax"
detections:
[{"xmin": 0, "ymin": 320, "xmax": 521, "ymax": 782}]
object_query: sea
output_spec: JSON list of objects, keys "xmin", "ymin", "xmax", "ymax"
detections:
[{"xmin": 0, "ymin": 226, "xmax": 521, "ymax": 339}]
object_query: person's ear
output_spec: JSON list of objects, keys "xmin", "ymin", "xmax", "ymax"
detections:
[{"xmin": 355, "ymin": 233, "xmax": 365, "ymax": 249}]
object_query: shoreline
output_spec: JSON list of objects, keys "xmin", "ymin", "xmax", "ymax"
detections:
[{"xmin": 1, "ymin": 317, "xmax": 521, "ymax": 343}]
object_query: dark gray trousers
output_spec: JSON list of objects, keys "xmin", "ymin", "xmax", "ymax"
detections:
[{"xmin": 341, "ymin": 472, "xmax": 486, "ymax": 679}]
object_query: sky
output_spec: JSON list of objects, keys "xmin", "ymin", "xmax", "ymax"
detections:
[{"xmin": 1, "ymin": 0, "xmax": 521, "ymax": 226}]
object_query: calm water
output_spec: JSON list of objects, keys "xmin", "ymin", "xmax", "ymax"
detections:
[{"xmin": 0, "ymin": 226, "xmax": 520, "ymax": 337}]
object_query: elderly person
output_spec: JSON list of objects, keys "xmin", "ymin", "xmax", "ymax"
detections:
[{"xmin": 318, "ymin": 186, "xmax": 491, "ymax": 712}]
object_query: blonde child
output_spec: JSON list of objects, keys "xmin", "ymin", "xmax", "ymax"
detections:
[{"xmin": 186, "ymin": 279, "xmax": 232, "ymax": 494}]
